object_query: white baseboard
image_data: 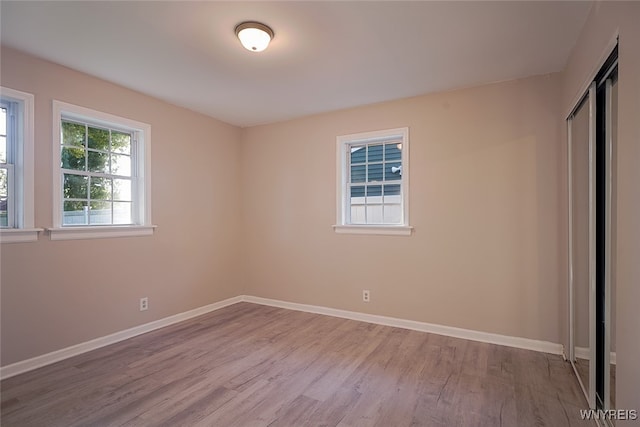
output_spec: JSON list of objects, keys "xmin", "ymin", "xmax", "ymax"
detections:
[
  {"xmin": 0, "ymin": 296, "xmax": 242, "ymax": 380},
  {"xmin": 242, "ymin": 296, "xmax": 564, "ymax": 356},
  {"xmin": 575, "ymin": 346, "xmax": 617, "ymax": 365},
  {"xmin": 1, "ymin": 294, "xmax": 566, "ymax": 381}
]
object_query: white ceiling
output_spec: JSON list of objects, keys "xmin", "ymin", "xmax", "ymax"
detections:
[{"xmin": 0, "ymin": 1, "xmax": 592, "ymax": 127}]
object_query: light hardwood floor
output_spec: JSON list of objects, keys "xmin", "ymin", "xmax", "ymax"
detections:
[{"xmin": 1, "ymin": 303, "xmax": 591, "ymax": 426}]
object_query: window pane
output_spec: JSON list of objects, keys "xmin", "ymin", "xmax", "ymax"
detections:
[
  {"xmin": 111, "ymin": 154, "xmax": 131, "ymax": 176},
  {"xmin": 0, "ymin": 167, "xmax": 7, "ymax": 226},
  {"xmin": 0, "ymin": 168, "xmax": 6, "ymax": 197},
  {"xmin": 385, "ymin": 162, "xmax": 402, "ymax": 181},
  {"xmin": 366, "ymin": 205, "xmax": 383, "ymax": 223},
  {"xmin": 61, "ymin": 147, "xmax": 86, "ymax": 170},
  {"xmin": 63, "ymin": 174, "xmax": 88, "ymax": 199},
  {"xmin": 350, "ymin": 204, "xmax": 366, "ymax": 224},
  {"xmin": 350, "ymin": 146, "xmax": 366, "ymax": 164},
  {"xmin": 351, "ymin": 186, "xmax": 365, "ymax": 207},
  {"xmin": 90, "ymin": 177, "xmax": 112, "ymax": 201},
  {"xmin": 0, "ymin": 136, "xmax": 5, "ymax": 164},
  {"xmin": 384, "ymin": 184, "xmax": 401, "ymax": 197},
  {"xmin": 0, "ymin": 107, "xmax": 6, "ymax": 136},
  {"xmin": 87, "ymin": 126, "xmax": 110, "ymax": 150},
  {"xmin": 113, "ymin": 179, "xmax": 132, "ymax": 201},
  {"xmin": 367, "ymin": 163, "xmax": 383, "ymax": 182},
  {"xmin": 351, "ymin": 185, "xmax": 365, "ymax": 197},
  {"xmin": 0, "ymin": 203, "xmax": 7, "ymax": 226},
  {"xmin": 350, "ymin": 164, "xmax": 365, "ymax": 183},
  {"xmin": 87, "ymin": 150, "xmax": 109, "ymax": 173},
  {"xmin": 366, "ymin": 185, "xmax": 382, "ymax": 197},
  {"xmin": 385, "ymin": 143, "xmax": 402, "ymax": 161},
  {"xmin": 383, "ymin": 204, "xmax": 402, "ymax": 224},
  {"xmin": 368, "ymin": 144, "xmax": 383, "ymax": 162},
  {"xmin": 113, "ymin": 201, "xmax": 132, "ymax": 224},
  {"xmin": 63, "ymin": 201, "xmax": 88, "ymax": 225},
  {"xmin": 89, "ymin": 201, "xmax": 111, "ymax": 225},
  {"xmin": 111, "ymin": 131, "xmax": 131, "ymax": 155},
  {"xmin": 62, "ymin": 121, "xmax": 85, "ymax": 147}
]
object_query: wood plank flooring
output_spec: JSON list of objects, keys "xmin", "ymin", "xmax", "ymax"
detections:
[{"xmin": 1, "ymin": 302, "xmax": 591, "ymax": 426}]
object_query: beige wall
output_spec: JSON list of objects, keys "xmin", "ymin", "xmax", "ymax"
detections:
[
  {"xmin": 560, "ymin": 1, "xmax": 640, "ymax": 419},
  {"xmin": 241, "ymin": 73, "xmax": 564, "ymax": 344},
  {"xmin": 0, "ymin": 47, "xmax": 243, "ymax": 365}
]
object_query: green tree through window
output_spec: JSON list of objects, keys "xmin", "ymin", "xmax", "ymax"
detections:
[{"xmin": 61, "ymin": 120, "xmax": 132, "ymax": 225}]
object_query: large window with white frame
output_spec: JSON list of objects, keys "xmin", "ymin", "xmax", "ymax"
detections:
[
  {"xmin": 51, "ymin": 101, "xmax": 153, "ymax": 240},
  {"xmin": 335, "ymin": 127, "xmax": 411, "ymax": 235},
  {"xmin": 0, "ymin": 87, "xmax": 38, "ymax": 243}
]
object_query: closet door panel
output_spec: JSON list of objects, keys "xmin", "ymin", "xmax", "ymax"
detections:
[{"xmin": 569, "ymin": 82, "xmax": 596, "ymax": 408}]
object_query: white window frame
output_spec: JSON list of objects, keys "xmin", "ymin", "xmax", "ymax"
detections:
[
  {"xmin": 0, "ymin": 87, "xmax": 40, "ymax": 243},
  {"xmin": 50, "ymin": 100, "xmax": 154, "ymax": 240},
  {"xmin": 334, "ymin": 127, "xmax": 412, "ymax": 236}
]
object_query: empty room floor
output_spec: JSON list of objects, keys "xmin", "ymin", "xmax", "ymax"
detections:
[{"xmin": 1, "ymin": 303, "xmax": 591, "ymax": 426}]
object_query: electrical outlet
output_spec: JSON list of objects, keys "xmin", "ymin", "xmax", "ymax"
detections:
[
  {"xmin": 363, "ymin": 290, "xmax": 370, "ymax": 303},
  {"xmin": 139, "ymin": 297, "xmax": 149, "ymax": 311}
]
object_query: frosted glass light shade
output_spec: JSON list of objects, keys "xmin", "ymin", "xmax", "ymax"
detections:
[{"xmin": 235, "ymin": 22, "xmax": 274, "ymax": 52}]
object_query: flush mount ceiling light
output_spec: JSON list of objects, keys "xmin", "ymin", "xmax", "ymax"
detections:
[{"xmin": 235, "ymin": 21, "xmax": 274, "ymax": 52}]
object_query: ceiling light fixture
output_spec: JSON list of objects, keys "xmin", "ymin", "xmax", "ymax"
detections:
[{"xmin": 235, "ymin": 21, "xmax": 274, "ymax": 52}]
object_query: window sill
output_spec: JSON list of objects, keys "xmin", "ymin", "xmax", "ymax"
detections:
[
  {"xmin": 333, "ymin": 224, "xmax": 413, "ymax": 236},
  {"xmin": 48, "ymin": 225, "xmax": 157, "ymax": 241},
  {"xmin": 0, "ymin": 228, "xmax": 43, "ymax": 243}
]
